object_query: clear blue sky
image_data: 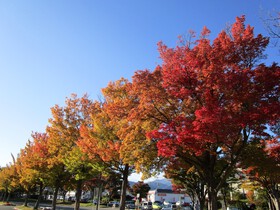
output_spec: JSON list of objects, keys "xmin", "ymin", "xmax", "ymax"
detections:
[{"xmin": 0, "ymin": 1, "xmax": 279, "ymax": 175}]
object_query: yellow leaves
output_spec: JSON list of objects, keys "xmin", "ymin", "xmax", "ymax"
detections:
[
  {"xmin": 187, "ymin": 166, "xmax": 196, "ymax": 174},
  {"xmin": 46, "ymin": 94, "xmax": 93, "ymax": 166},
  {"xmin": 77, "ymin": 76, "xmax": 161, "ymax": 176},
  {"xmin": 102, "ymin": 78, "xmax": 131, "ymax": 103}
]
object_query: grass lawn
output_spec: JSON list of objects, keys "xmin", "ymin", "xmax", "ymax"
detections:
[{"xmin": 1, "ymin": 200, "xmax": 108, "ymax": 209}]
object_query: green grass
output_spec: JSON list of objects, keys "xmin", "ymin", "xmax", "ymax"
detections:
[{"xmin": 0, "ymin": 200, "xmax": 109, "ymax": 210}]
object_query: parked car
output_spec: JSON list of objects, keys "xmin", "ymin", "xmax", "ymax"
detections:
[
  {"xmin": 226, "ymin": 207, "xmax": 240, "ymax": 210},
  {"xmin": 162, "ymin": 204, "xmax": 177, "ymax": 210},
  {"xmin": 80, "ymin": 197, "xmax": 90, "ymax": 203},
  {"xmin": 182, "ymin": 207, "xmax": 193, "ymax": 210},
  {"xmin": 141, "ymin": 201, "xmax": 153, "ymax": 210},
  {"xmin": 175, "ymin": 201, "xmax": 183, "ymax": 206},
  {"xmin": 176, "ymin": 201, "xmax": 191, "ymax": 207},
  {"xmin": 171, "ymin": 203, "xmax": 177, "ymax": 209},
  {"xmin": 152, "ymin": 202, "xmax": 163, "ymax": 210},
  {"xmin": 126, "ymin": 200, "xmax": 136, "ymax": 209},
  {"xmin": 163, "ymin": 201, "xmax": 170, "ymax": 205},
  {"xmin": 68, "ymin": 196, "xmax": 75, "ymax": 202},
  {"xmin": 108, "ymin": 201, "xmax": 120, "ymax": 207}
]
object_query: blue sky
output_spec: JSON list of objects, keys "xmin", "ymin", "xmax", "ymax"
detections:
[{"xmin": 0, "ymin": 1, "xmax": 279, "ymax": 180}]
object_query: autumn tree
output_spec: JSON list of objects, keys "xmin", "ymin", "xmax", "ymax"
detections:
[
  {"xmin": 0, "ymin": 168, "xmax": 6, "ymax": 200},
  {"xmin": 102, "ymin": 79, "xmax": 161, "ymax": 178},
  {"xmin": 242, "ymin": 138, "xmax": 280, "ymax": 210},
  {"xmin": 131, "ymin": 181, "xmax": 150, "ymax": 200},
  {"xmin": 102, "ymin": 172, "xmax": 123, "ymax": 200},
  {"xmin": 46, "ymin": 94, "xmax": 95, "ymax": 210},
  {"xmin": 100, "ymin": 79, "xmax": 137, "ymax": 210},
  {"xmin": 63, "ymin": 146, "xmax": 104, "ymax": 206},
  {"xmin": 79, "ymin": 77, "xmax": 163, "ymax": 210},
  {"xmin": 15, "ymin": 152, "xmax": 34, "ymax": 207},
  {"xmin": 164, "ymin": 159, "xmax": 206, "ymax": 210},
  {"xmin": 0, "ymin": 164, "xmax": 17, "ymax": 202},
  {"xmin": 0, "ymin": 167, "xmax": 10, "ymax": 202},
  {"xmin": 78, "ymin": 95, "xmax": 133, "ymax": 210},
  {"xmin": 131, "ymin": 16, "xmax": 280, "ymax": 210},
  {"xmin": 263, "ymin": 10, "xmax": 280, "ymax": 48},
  {"xmin": 262, "ymin": 139, "xmax": 280, "ymax": 210},
  {"xmin": 17, "ymin": 132, "xmax": 50, "ymax": 208}
]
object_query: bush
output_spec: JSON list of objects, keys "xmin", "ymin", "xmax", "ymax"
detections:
[{"xmin": 101, "ymin": 195, "xmax": 110, "ymax": 205}]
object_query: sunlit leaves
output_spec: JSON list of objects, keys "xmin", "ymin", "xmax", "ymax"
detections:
[{"xmin": 151, "ymin": 16, "xmax": 279, "ymax": 157}]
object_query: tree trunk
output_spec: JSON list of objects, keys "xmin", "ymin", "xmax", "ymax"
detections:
[
  {"xmin": 62, "ymin": 190, "xmax": 67, "ymax": 203},
  {"xmin": 272, "ymin": 198, "xmax": 280, "ymax": 210},
  {"xmin": 196, "ymin": 188, "xmax": 205, "ymax": 210},
  {"xmin": 34, "ymin": 183, "xmax": 44, "ymax": 210},
  {"xmin": 194, "ymin": 182, "xmax": 205, "ymax": 210},
  {"xmin": 207, "ymin": 188, "xmax": 218, "ymax": 210},
  {"xmin": 52, "ymin": 186, "xmax": 59, "ymax": 210},
  {"xmin": 24, "ymin": 192, "xmax": 29, "ymax": 207},
  {"xmin": 6, "ymin": 192, "xmax": 10, "ymax": 202},
  {"xmin": 198, "ymin": 197, "xmax": 205, "ymax": 210},
  {"xmin": 2, "ymin": 190, "xmax": 6, "ymax": 202},
  {"xmin": 74, "ymin": 179, "xmax": 83, "ymax": 210},
  {"xmin": 222, "ymin": 188, "xmax": 227, "ymax": 210},
  {"xmin": 120, "ymin": 164, "xmax": 129, "ymax": 210},
  {"xmin": 269, "ymin": 192, "xmax": 280, "ymax": 210},
  {"xmin": 96, "ymin": 182, "xmax": 103, "ymax": 210},
  {"xmin": 189, "ymin": 193, "xmax": 195, "ymax": 208},
  {"xmin": 268, "ymin": 200, "xmax": 273, "ymax": 210}
]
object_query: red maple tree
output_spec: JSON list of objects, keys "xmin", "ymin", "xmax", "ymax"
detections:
[{"xmin": 135, "ymin": 16, "xmax": 280, "ymax": 210}]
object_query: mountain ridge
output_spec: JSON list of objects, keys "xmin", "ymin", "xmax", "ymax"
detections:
[{"xmin": 129, "ymin": 178, "xmax": 172, "ymax": 190}]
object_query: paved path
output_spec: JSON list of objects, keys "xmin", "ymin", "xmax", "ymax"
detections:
[
  {"xmin": 0, "ymin": 206, "xmax": 17, "ymax": 210},
  {"xmin": 3, "ymin": 202, "xmax": 117, "ymax": 210}
]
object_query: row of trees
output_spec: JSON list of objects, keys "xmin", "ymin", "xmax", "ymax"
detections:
[{"xmin": 0, "ymin": 16, "xmax": 279, "ymax": 210}]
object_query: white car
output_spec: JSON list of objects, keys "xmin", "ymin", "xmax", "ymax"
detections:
[
  {"xmin": 162, "ymin": 204, "xmax": 177, "ymax": 210},
  {"xmin": 141, "ymin": 201, "xmax": 153, "ymax": 210},
  {"xmin": 108, "ymin": 201, "xmax": 120, "ymax": 207},
  {"xmin": 163, "ymin": 201, "xmax": 170, "ymax": 205}
]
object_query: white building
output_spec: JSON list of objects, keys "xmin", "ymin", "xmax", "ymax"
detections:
[{"xmin": 147, "ymin": 189, "xmax": 191, "ymax": 204}]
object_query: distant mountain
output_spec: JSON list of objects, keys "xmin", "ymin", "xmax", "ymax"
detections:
[
  {"xmin": 129, "ymin": 179, "xmax": 172, "ymax": 190},
  {"xmin": 146, "ymin": 179, "xmax": 172, "ymax": 190},
  {"xmin": 129, "ymin": 181, "xmax": 136, "ymax": 187}
]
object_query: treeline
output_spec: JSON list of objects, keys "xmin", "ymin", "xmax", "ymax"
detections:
[{"xmin": 0, "ymin": 16, "xmax": 279, "ymax": 210}]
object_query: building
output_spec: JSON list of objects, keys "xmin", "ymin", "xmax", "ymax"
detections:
[{"xmin": 147, "ymin": 189, "xmax": 191, "ymax": 204}]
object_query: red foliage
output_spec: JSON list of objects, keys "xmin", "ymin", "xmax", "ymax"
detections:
[
  {"xmin": 149, "ymin": 16, "xmax": 279, "ymax": 157},
  {"xmin": 265, "ymin": 139, "xmax": 280, "ymax": 162}
]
